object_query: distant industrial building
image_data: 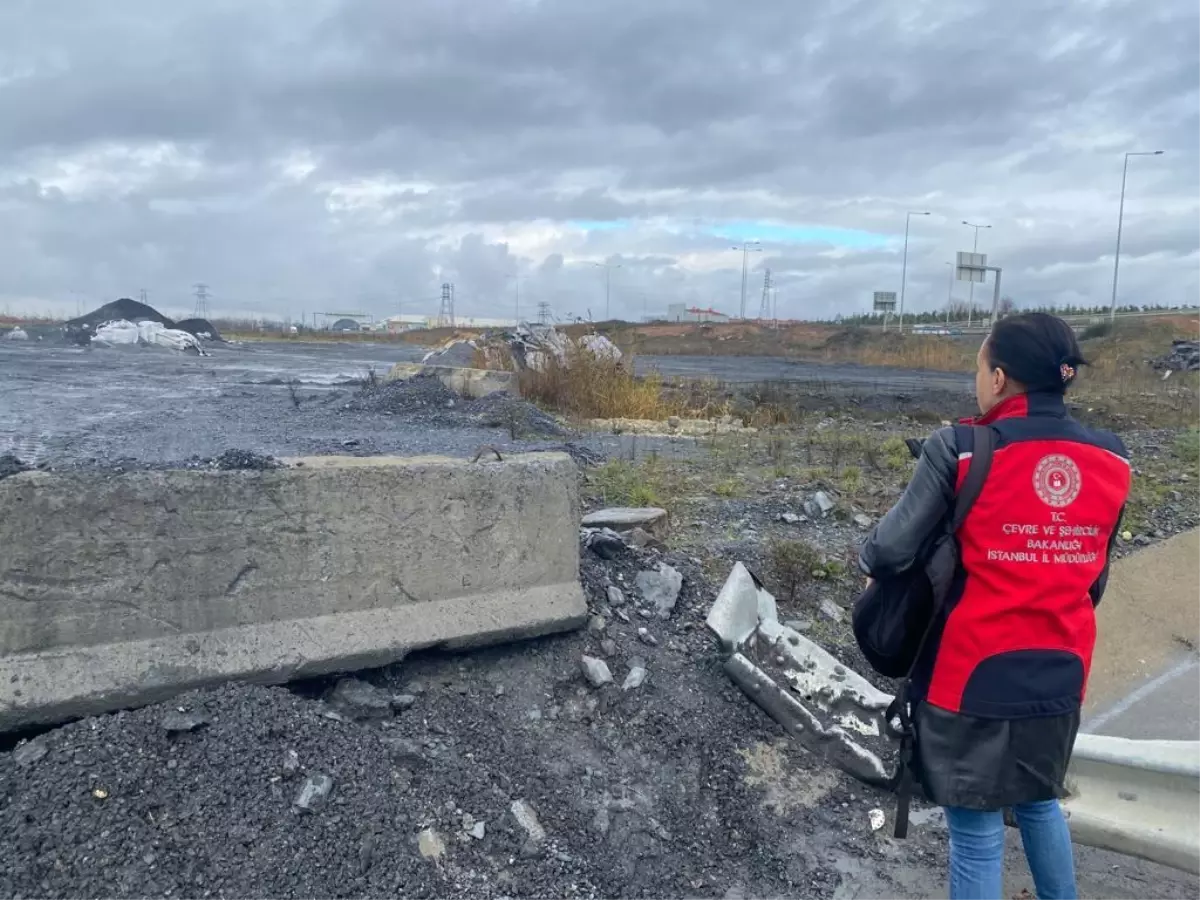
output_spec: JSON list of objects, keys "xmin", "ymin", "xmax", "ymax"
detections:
[
  {"xmin": 384, "ymin": 314, "xmax": 517, "ymax": 333},
  {"xmin": 666, "ymin": 304, "xmax": 731, "ymax": 324}
]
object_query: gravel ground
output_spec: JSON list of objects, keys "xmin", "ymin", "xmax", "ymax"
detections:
[{"xmin": 0, "ymin": 539, "xmax": 948, "ymax": 900}]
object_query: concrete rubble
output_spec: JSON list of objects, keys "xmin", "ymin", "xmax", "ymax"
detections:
[
  {"xmin": 1151, "ymin": 339, "xmax": 1200, "ymax": 373},
  {"xmin": 421, "ymin": 323, "xmax": 621, "ymax": 373}
]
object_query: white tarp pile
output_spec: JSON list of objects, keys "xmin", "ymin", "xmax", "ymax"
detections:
[
  {"xmin": 92, "ymin": 320, "xmax": 208, "ymax": 355},
  {"xmin": 3, "ymin": 327, "xmax": 29, "ymax": 341}
]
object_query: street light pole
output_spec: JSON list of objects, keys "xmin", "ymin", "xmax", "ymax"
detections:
[
  {"xmin": 945, "ymin": 262, "xmax": 954, "ymax": 326},
  {"xmin": 1110, "ymin": 150, "xmax": 1164, "ymax": 326},
  {"xmin": 898, "ymin": 211, "xmax": 929, "ymax": 334},
  {"xmin": 732, "ymin": 241, "xmax": 762, "ymax": 319}
]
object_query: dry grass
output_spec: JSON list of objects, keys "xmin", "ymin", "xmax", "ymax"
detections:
[{"xmin": 517, "ymin": 346, "xmax": 687, "ymax": 420}]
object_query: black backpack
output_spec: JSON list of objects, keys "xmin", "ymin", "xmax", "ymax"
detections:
[{"xmin": 851, "ymin": 424, "xmax": 995, "ymax": 837}]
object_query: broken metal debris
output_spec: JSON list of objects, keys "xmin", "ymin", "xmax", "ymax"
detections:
[{"xmin": 706, "ymin": 562, "xmax": 893, "ymax": 786}]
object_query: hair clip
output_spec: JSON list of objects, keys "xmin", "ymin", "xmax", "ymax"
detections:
[{"xmin": 1060, "ymin": 363, "xmax": 1076, "ymax": 383}]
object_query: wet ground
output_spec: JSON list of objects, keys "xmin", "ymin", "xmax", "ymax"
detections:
[{"xmin": 0, "ymin": 341, "xmax": 968, "ymax": 468}]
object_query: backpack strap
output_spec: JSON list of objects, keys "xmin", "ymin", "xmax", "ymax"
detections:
[{"xmin": 888, "ymin": 425, "xmax": 995, "ymax": 838}]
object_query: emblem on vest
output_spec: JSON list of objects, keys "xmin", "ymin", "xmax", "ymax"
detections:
[{"xmin": 1033, "ymin": 454, "xmax": 1082, "ymax": 508}]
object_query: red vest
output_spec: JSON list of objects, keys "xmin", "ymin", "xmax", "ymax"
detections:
[{"xmin": 926, "ymin": 392, "xmax": 1131, "ymax": 718}]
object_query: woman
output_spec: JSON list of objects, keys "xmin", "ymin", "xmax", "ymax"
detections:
[{"xmin": 860, "ymin": 313, "xmax": 1131, "ymax": 900}]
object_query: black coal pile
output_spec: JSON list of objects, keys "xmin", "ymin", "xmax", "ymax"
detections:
[
  {"xmin": 65, "ymin": 298, "xmax": 173, "ymax": 330},
  {"xmin": 1151, "ymin": 339, "xmax": 1200, "ymax": 372},
  {"xmin": 0, "ymin": 529, "xmax": 933, "ymax": 900},
  {"xmin": 345, "ymin": 376, "xmax": 567, "ymax": 438},
  {"xmin": 174, "ymin": 318, "xmax": 223, "ymax": 342},
  {"xmin": 0, "ymin": 454, "xmax": 29, "ymax": 481}
]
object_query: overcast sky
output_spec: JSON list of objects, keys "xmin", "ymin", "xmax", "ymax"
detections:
[{"xmin": 1, "ymin": 0, "xmax": 1196, "ymax": 324}]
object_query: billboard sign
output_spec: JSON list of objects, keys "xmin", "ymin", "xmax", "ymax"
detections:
[
  {"xmin": 956, "ymin": 251, "xmax": 987, "ymax": 283},
  {"xmin": 873, "ymin": 291, "xmax": 897, "ymax": 312}
]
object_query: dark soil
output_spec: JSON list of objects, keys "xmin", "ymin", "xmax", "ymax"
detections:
[
  {"xmin": 0, "ymin": 454, "xmax": 28, "ymax": 481},
  {"xmin": 0, "ymin": 539, "xmax": 933, "ymax": 900},
  {"xmin": 346, "ymin": 376, "xmax": 567, "ymax": 438}
]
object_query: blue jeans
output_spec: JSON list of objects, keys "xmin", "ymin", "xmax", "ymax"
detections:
[{"xmin": 944, "ymin": 800, "xmax": 1077, "ymax": 899}]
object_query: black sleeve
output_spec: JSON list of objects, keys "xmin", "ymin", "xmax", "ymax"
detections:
[
  {"xmin": 1090, "ymin": 506, "xmax": 1125, "ymax": 608},
  {"xmin": 859, "ymin": 426, "xmax": 958, "ymax": 578}
]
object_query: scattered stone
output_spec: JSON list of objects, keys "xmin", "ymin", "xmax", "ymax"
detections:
[
  {"xmin": 637, "ymin": 627, "xmax": 659, "ymax": 646},
  {"xmin": 623, "ymin": 658, "xmax": 648, "ymax": 691},
  {"xmin": 417, "ymin": 828, "xmax": 446, "ymax": 860},
  {"xmin": 294, "ymin": 773, "xmax": 333, "ymax": 811},
  {"xmin": 779, "ymin": 512, "xmax": 804, "ymax": 525},
  {"xmin": 588, "ymin": 615, "xmax": 607, "ymax": 633},
  {"xmin": 328, "ymin": 678, "xmax": 394, "ymax": 720},
  {"xmin": 869, "ymin": 808, "xmax": 886, "ymax": 832},
  {"xmin": 160, "ymin": 710, "xmax": 211, "ymax": 734},
  {"xmin": 813, "ymin": 491, "xmax": 836, "ymax": 516},
  {"xmin": 282, "ymin": 749, "xmax": 300, "ymax": 777},
  {"xmin": 510, "ymin": 799, "xmax": 546, "ymax": 844},
  {"xmin": 615, "ymin": 609, "xmax": 631, "ymax": 623},
  {"xmin": 820, "ymin": 597, "xmax": 844, "ymax": 623},
  {"xmin": 580, "ymin": 655, "xmax": 614, "ymax": 687},
  {"xmin": 599, "ymin": 638, "xmax": 618, "ymax": 657},
  {"xmin": 853, "ymin": 513, "xmax": 873, "ymax": 529},
  {"xmin": 636, "ymin": 563, "xmax": 684, "ymax": 619},
  {"xmin": 1121, "ymin": 530, "xmax": 1133, "ymax": 542},
  {"xmin": 468, "ymin": 820, "xmax": 486, "ymax": 840},
  {"xmin": 582, "ymin": 507, "xmax": 668, "ymax": 536},
  {"xmin": 390, "ymin": 693, "xmax": 418, "ymax": 711},
  {"xmin": 11, "ymin": 737, "xmax": 48, "ymax": 767},
  {"xmin": 628, "ymin": 526, "xmax": 661, "ymax": 549},
  {"xmin": 606, "ymin": 585, "xmax": 627, "ymax": 607}
]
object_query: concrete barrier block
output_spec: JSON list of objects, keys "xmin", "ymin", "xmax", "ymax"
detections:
[
  {"xmin": 386, "ymin": 362, "xmax": 517, "ymax": 398},
  {"xmin": 0, "ymin": 452, "xmax": 586, "ymax": 730}
]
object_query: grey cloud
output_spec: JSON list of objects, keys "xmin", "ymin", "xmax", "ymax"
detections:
[{"xmin": 0, "ymin": 0, "xmax": 1195, "ymax": 323}]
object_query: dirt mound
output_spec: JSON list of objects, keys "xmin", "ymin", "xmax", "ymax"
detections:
[
  {"xmin": 0, "ymin": 538, "xmax": 912, "ymax": 899},
  {"xmin": 174, "ymin": 318, "xmax": 223, "ymax": 341},
  {"xmin": 66, "ymin": 298, "xmax": 174, "ymax": 330},
  {"xmin": 345, "ymin": 376, "xmax": 567, "ymax": 438}
]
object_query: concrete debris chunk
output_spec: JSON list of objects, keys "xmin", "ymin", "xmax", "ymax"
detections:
[
  {"xmin": 853, "ymin": 513, "xmax": 873, "ymax": 529},
  {"xmin": 606, "ymin": 585, "xmax": 627, "ymax": 607},
  {"xmin": 813, "ymin": 491, "xmax": 836, "ymax": 516},
  {"xmin": 820, "ymin": 597, "xmax": 845, "ymax": 624},
  {"xmin": 329, "ymin": 678, "xmax": 394, "ymax": 720},
  {"xmin": 160, "ymin": 710, "xmax": 211, "ymax": 734},
  {"xmin": 599, "ymin": 639, "xmax": 618, "ymax": 657},
  {"xmin": 294, "ymin": 773, "xmax": 334, "ymax": 812},
  {"xmin": 623, "ymin": 658, "xmax": 648, "ymax": 691},
  {"xmin": 581, "ymin": 507, "xmax": 668, "ymax": 536},
  {"xmin": 390, "ymin": 693, "xmax": 418, "ymax": 711},
  {"xmin": 282, "ymin": 749, "xmax": 301, "ymax": 777},
  {"xmin": 417, "ymin": 828, "xmax": 446, "ymax": 859},
  {"xmin": 580, "ymin": 655, "xmax": 614, "ymax": 688},
  {"xmin": 510, "ymin": 799, "xmax": 546, "ymax": 844},
  {"xmin": 12, "ymin": 737, "xmax": 48, "ymax": 767},
  {"xmin": 636, "ymin": 562, "xmax": 683, "ymax": 619},
  {"xmin": 468, "ymin": 820, "xmax": 486, "ymax": 840},
  {"xmin": 869, "ymin": 808, "xmax": 886, "ymax": 832},
  {"xmin": 1151, "ymin": 339, "xmax": 1200, "ymax": 372},
  {"xmin": 780, "ymin": 512, "xmax": 805, "ymax": 525}
]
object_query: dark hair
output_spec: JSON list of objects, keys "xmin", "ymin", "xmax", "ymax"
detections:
[{"xmin": 986, "ymin": 312, "xmax": 1088, "ymax": 394}]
